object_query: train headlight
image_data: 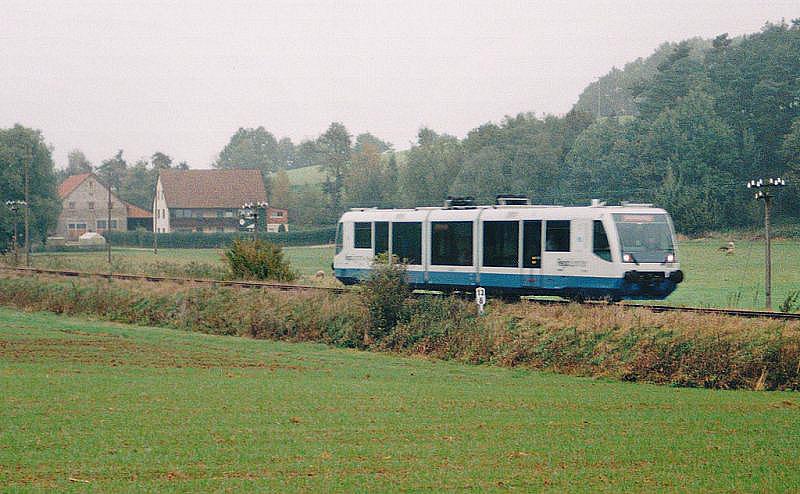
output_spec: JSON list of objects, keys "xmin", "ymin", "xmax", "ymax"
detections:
[
  {"xmin": 623, "ymin": 253, "xmax": 633, "ymax": 263},
  {"xmin": 665, "ymin": 253, "xmax": 675, "ymax": 263}
]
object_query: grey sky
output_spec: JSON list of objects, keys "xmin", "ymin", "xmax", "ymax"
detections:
[{"xmin": 2, "ymin": 0, "xmax": 797, "ymax": 169}]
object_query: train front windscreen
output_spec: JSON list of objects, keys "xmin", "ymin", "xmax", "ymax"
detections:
[{"xmin": 612, "ymin": 213, "xmax": 676, "ymax": 264}]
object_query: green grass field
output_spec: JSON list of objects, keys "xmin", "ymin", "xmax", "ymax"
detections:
[
  {"xmin": 669, "ymin": 239, "xmax": 800, "ymax": 309},
  {"xmin": 31, "ymin": 245, "xmax": 333, "ymax": 277},
  {"xmin": 281, "ymin": 165, "xmax": 326, "ymax": 186},
  {"xmin": 27, "ymin": 238, "xmax": 800, "ymax": 310},
  {"xmin": 1, "ymin": 307, "xmax": 798, "ymax": 492}
]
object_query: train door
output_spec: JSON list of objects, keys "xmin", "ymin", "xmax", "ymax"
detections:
[{"xmin": 520, "ymin": 220, "xmax": 542, "ymax": 288}]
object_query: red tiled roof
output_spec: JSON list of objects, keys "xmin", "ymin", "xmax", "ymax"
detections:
[
  {"xmin": 57, "ymin": 173, "xmax": 93, "ymax": 199},
  {"xmin": 159, "ymin": 169, "xmax": 268, "ymax": 209},
  {"xmin": 126, "ymin": 202, "xmax": 152, "ymax": 218}
]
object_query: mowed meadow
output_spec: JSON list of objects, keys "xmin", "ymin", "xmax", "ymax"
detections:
[
  {"xmin": 25, "ymin": 237, "xmax": 800, "ymax": 310},
  {"xmin": 1, "ymin": 308, "xmax": 799, "ymax": 492}
]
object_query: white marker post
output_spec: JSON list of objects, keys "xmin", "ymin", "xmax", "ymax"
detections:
[{"xmin": 475, "ymin": 287, "xmax": 486, "ymax": 316}]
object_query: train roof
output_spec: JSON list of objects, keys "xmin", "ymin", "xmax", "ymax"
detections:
[{"xmin": 339, "ymin": 204, "xmax": 669, "ymax": 222}]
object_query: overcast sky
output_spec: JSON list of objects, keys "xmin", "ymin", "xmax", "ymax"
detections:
[{"xmin": 2, "ymin": 1, "xmax": 797, "ymax": 169}]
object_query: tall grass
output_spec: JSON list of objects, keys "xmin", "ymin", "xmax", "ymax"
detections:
[{"xmin": 1, "ymin": 273, "xmax": 798, "ymax": 390}]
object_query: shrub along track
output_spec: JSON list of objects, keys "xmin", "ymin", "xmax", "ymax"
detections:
[{"xmin": 2, "ymin": 265, "xmax": 798, "ymax": 321}]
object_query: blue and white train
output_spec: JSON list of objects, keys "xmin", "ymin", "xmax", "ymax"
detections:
[{"xmin": 333, "ymin": 197, "xmax": 683, "ymax": 301}]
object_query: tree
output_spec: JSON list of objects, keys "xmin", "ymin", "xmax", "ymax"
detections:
[
  {"xmin": 317, "ymin": 122, "xmax": 352, "ymax": 215},
  {"xmin": 400, "ymin": 128, "xmax": 463, "ymax": 206},
  {"xmin": 277, "ymin": 137, "xmax": 295, "ymax": 168},
  {"xmin": 215, "ymin": 127, "xmax": 281, "ymax": 173},
  {"xmin": 151, "ymin": 151, "xmax": 173, "ymax": 170},
  {"xmin": 0, "ymin": 125, "xmax": 61, "ymax": 246},
  {"xmin": 119, "ymin": 159, "xmax": 156, "ymax": 210},
  {"xmin": 96, "ymin": 150, "xmax": 127, "ymax": 190},
  {"xmin": 345, "ymin": 142, "xmax": 388, "ymax": 207},
  {"xmin": 66, "ymin": 149, "xmax": 92, "ymax": 175},
  {"xmin": 269, "ymin": 169, "xmax": 292, "ymax": 208},
  {"xmin": 354, "ymin": 133, "xmax": 392, "ymax": 153}
]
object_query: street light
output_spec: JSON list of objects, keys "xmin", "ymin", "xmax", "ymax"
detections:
[
  {"xmin": 4, "ymin": 200, "xmax": 27, "ymax": 266},
  {"xmin": 240, "ymin": 201, "xmax": 268, "ymax": 240},
  {"xmin": 746, "ymin": 177, "xmax": 787, "ymax": 309}
]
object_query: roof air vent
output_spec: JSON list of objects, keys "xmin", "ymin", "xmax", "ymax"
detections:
[
  {"xmin": 496, "ymin": 194, "xmax": 530, "ymax": 206},
  {"xmin": 444, "ymin": 196, "xmax": 476, "ymax": 208}
]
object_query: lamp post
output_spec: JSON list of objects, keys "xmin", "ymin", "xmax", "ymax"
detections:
[
  {"xmin": 747, "ymin": 177, "xmax": 787, "ymax": 310},
  {"xmin": 241, "ymin": 201, "xmax": 268, "ymax": 241},
  {"xmin": 5, "ymin": 200, "xmax": 26, "ymax": 266}
]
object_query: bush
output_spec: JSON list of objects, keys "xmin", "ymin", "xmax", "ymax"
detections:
[
  {"xmin": 104, "ymin": 227, "xmax": 336, "ymax": 249},
  {"xmin": 359, "ymin": 255, "xmax": 411, "ymax": 344},
  {"xmin": 223, "ymin": 238, "xmax": 296, "ymax": 282}
]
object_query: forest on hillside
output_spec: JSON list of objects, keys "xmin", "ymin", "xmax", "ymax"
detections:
[{"xmin": 252, "ymin": 21, "xmax": 799, "ymax": 233}]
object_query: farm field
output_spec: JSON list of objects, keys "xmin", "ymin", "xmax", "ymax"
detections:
[
  {"xmin": 26, "ymin": 238, "xmax": 800, "ymax": 310},
  {"xmin": 1, "ymin": 307, "xmax": 799, "ymax": 492},
  {"xmin": 30, "ymin": 245, "xmax": 333, "ymax": 278}
]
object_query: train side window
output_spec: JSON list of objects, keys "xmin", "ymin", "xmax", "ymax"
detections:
[
  {"xmin": 593, "ymin": 220, "xmax": 612, "ymax": 262},
  {"xmin": 545, "ymin": 220, "xmax": 570, "ymax": 252},
  {"xmin": 354, "ymin": 222, "xmax": 372, "ymax": 249},
  {"xmin": 523, "ymin": 220, "xmax": 541, "ymax": 268},
  {"xmin": 335, "ymin": 222, "xmax": 343, "ymax": 254},
  {"xmin": 375, "ymin": 222, "xmax": 389, "ymax": 255},
  {"xmin": 391, "ymin": 222, "xmax": 421, "ymax": 264},
  {"xmin": 483, "ymin": 221, "xmax": 518, "ymax": 267},
  {"xmin": 431, "ymin": 221, "xmax": 473, "ymax": 266}
]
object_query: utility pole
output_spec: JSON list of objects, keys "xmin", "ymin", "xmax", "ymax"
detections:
[
  {"xmin": 5, "ymin": 201, "xmax": 25, "ymax": 266},
  {"xmin": 747, "ymin": 177, "xmax": 787, "ymax": 310},
  {"xmin": 107, "ymin": 179, "xmax": 113, "ymax": 265},
  {"xmin": 24, "ymin": 159, "xmax": 30, "ymax": 267}
]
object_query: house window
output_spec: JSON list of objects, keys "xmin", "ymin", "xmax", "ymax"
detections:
[
  {"xmin": 88, "ymin": 201, "xmax": 95, "ymax": 210},
  {"xmin": 68, "ymin": 202, "xmax": 75, "ymax": 210},
  {"xmin": 545, "ymin": 220, "xmax": 571, "ymax": 252},
  {"xmin": 110, "ymin": 220, "xmax": 117, "ymax": 229},
  {"xmin": 216, "ymin": 210, "xmax": 224, "ymax": 218},
  {"xmin": 224, "ymin": 210, "xmax": 234, "ymax": 218},
  {"xmin": 431, "ymin": 221, "xmax": 473, "ymax": 266},
  {"xmin": 97, "ymin": 220, "xmax": 106, "ymax": 229},
  {"xmin": 271, "ymin": 211, "xmax": 284, "ymax": 218}
]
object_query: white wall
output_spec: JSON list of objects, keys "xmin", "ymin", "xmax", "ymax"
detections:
[{"xmin": 152, "ymin": 177, "xmax": 171, "ymax": 233}]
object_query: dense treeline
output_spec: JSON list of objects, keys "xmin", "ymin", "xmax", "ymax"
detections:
[{"xmin": 266, "ymin": 21, "xmax": 799, "ymax": 233}]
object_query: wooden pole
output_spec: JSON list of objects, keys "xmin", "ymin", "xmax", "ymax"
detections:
[
  {"xmin": 764, "ymin": 195, "xmax": 772, "ymax": 310},
  {"xmin": 107, "ymin": 183, "xmax": 112, "ymax": 265},
  {"xmin": 24, "ymin": 160, "xmax": 30, "ymax": 267}
]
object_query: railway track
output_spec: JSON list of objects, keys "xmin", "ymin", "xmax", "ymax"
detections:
[
  {"xmin": 2, "ymin": 265, "xmax": 799, "ymax": 321},
  {"xmin": 0, "ymin": 266, "xmax": 348, "ymax": 294}
]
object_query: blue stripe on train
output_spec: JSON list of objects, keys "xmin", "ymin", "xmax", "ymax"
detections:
[{"xmin": 334, "ymin": 268, "xmax": 673, "ymax": 299}]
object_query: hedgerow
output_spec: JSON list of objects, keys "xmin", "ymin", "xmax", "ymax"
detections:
[
  {"xmin": 102, "ymin": 227, "xmax": 335, "ymax": 249},
  {"xmin": 1, "ymin": 274, "xmax": 798, "ymax": 391}
]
